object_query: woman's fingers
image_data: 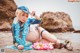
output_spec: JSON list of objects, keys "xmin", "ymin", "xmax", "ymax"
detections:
[{"xmin": 30, "ymin": 11, "xmax": 36, "ymax": 16}]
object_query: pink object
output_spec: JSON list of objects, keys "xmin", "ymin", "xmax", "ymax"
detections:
[{"xmin": 32, "ymin": 42, "xmax": 54, "ymax": 50}]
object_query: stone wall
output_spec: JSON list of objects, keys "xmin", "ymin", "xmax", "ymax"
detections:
[
  {"xmin": 0, "ymin": 0, "xmax": 17, "ymax": 31},
  {"xmin": 40, "ymin": 12, "xmax": 74, "ymax": 32}
]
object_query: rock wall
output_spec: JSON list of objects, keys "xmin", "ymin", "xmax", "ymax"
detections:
[
  {"xmin": 40, "ymin": 12, "xmax": 74, "ymax": 32},
  {"xmin": 0, "ymin": 0, "xmax": 17, "ymax": 31}
]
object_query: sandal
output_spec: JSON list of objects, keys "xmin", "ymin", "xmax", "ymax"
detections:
[
  {"xmin": 63, "ymin": 40, "xmax": 73, "ymax": 51},
  {"xmin": 53, "ymin": 40, "xmax": 73, "ymax": 51}
]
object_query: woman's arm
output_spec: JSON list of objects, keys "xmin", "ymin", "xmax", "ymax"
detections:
[
  {"xmin": 12, "ymin": 18, "xmax": 22, "ymax": 45},
  {"xmin": 29, "ymin": 11, "xmax": 41, "ymax": 24}
]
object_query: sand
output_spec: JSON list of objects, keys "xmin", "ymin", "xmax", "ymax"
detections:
[{"xmin": 0, "ymin": 31, "xmax": 80, "ymax": 53}]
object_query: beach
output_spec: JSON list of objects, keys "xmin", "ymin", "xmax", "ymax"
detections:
[{"xmin": 0, "ymin": 31, "xmax": 80, "ymax": 53}]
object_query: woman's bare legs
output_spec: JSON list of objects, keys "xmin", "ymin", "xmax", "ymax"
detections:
[
  {"xmin": 26, "ymin": 25, "xmax": 73, "ymax": 50},
  {"xmin": 26, "ymin": 30, "xmax": 40, "ymax": 42},
  {"xmin": 37, "ymin": 27, "xmax": 60, "ymax": 44},
  {"xmin": 26, "ymin": 25, "xmax": 40, "ymax": 42},
  {"xmin": 26, "ymin": 25, "xmax": 60, "ymax": 44}
]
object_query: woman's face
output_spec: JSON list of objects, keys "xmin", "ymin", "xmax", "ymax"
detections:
[{"xmin": 18, "ymin": 11, "xmax": 29, "ymax": 23}]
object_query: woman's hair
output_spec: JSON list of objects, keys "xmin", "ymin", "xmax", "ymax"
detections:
[{"xmin": 15, "ymin": 9, "xmax": 23, "ymax": 16}]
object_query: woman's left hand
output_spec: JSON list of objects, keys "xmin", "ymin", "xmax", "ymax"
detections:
[{"xmin": 30, "ymin": 11, "xmax": 36, "ymax": 17}]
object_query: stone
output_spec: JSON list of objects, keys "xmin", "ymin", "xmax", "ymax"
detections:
[
  {"xmin": 40, "ymin": 12, "xmax": 74, "ymax": 32},
  {"xmin": 74, "ymin": 30, "xmax": 80, "ymax": 33},
  {"xmin": 0, "ymin": 0, "xmax": 17, "ymax": 31}
]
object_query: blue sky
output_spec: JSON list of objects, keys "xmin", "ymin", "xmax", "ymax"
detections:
[{"xmin": 14, "ymin": 0, "xmax": 80, "ymax": 30}]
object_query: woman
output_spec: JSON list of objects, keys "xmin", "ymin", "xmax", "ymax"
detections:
[
  {"xmin": 12, "ymin": 6, "xmax": 41, "ymax": 50},
  {"xmin": 12, "ymin": 6, "xmax": 72, "ymax": 50}
]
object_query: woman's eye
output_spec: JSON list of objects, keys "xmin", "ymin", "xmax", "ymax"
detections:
[
  {"xmin": 25, "ymin": 15, "xmax": 28, "ymax": 17},
  {"xmin": 22, "ymin": 14, "xmax": 24, "ymax": 16},
  {"xmin": 25, "ymin": 14, "xmax": 28, "ymax": 17}
]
